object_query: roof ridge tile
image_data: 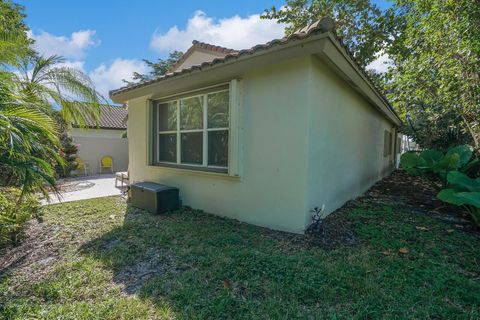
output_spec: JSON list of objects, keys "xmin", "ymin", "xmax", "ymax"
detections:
[{"xmin": 191, "ymin": 40, "xmax": 238, "ymax": 54}]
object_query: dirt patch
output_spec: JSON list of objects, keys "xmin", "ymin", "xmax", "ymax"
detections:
[
  {"xmin": 113, "ymin": 250, "xmax": 181, "ymax": 295},
  {"xmin": 364, "ymin": 170, "xmax": 472, "ymax": 225},
  {"xmin": 0, "ymin": 219, "xmax": 65, "ymax": 293},
  {"xmin": 305, "ymin": 202, "xmax": 359, "ymax": 250}
]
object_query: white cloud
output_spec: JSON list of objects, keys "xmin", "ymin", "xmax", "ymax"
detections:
[
  {"xmin": 366, "ymin": 52, "xmax": 392, "ymax": 73},
  {"xmin": 150, "ymin": 10, "xmax": 285, "ymax": 53},
  {"xmin": 28, "ymin": 29, "xmax": 99, "ymax": 60},
  {"xmin": 57, "ymin": 60, "xmax": 86, "ymax": 71},
  {"xmin": 27, "ymin": 28, "xmax": 146, "ymax": 99},
  {"xmin": 89, "ymin": 59, "xmax": 149, "ymax": 98}
]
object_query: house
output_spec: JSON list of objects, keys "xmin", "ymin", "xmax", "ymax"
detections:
[
  {"xmin": 71, "ymin": 105, "xmax": 128, "ymax": 174},
  {"xmin": 110, "ymin": 18, "xmax": 402, "ymax": 233}
]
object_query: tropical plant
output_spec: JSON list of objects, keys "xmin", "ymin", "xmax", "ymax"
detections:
[
  {"xmin": 15, "ymin": 54, "xmax": 103, "ymax": 126},
  {"xmin": 0, "ymin": 186, "xmax": 41, "ymax": 246},
  {"xmin": 0, "ymin": 74, "xmax": 62, "ymax": 200},
  {"xmin": 400, "ymin": 145, "xmax": 473, "ymax": 188},
  {"xmin": 0, "ymin": 1, "xmax": 107, "ymax": 245},
  {"xmin": 1, "ymin": 1, "xmax": 103, "ymax": 200},
  {"xmin": 437, "ymin": 171, "xmax": 480, "ymax": 227}
]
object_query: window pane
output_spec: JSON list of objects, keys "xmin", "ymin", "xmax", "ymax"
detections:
[
  {"xmin": 208, "ymin": 130, "xmax": 228, "ymax": 167},
  {"xmin": 181, "ymin": 132, "xmax": 203, "ymax": 164},
  {"xmin": 180, "ymin": 96, "xmax": 203, "ymax": 130},
  {"xmin": 158, "ymin": 101, "xmax": 177, "ymax": 131},
  {"xmin": 158, "ymin": 134, "xmax": 176, "ymax": 162},
  {"xmin": 207, "ymin": 91, "xmax": 229, "ymax": 128}
]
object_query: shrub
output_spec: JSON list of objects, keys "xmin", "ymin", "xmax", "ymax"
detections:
[
  {"xmin": 401, "ymin": 144, "xmax": 480, "ymax": 227},
  {"xmin": 437, "ymin": 171, "xmax": 480, "ymax": 228},
  {"xmin": 54, "ymin": 113, "xmax": 79, "ymax": 178},
  {"xmin": 0, "ymin": 187, "xmax": 41, "ymax": 246},
  {"xmin": 400, "ymin": 145, "xmax": 473, "ymax": 188}
]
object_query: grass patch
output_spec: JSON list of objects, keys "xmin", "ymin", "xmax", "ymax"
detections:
[{"xmin": 1, "ymin": 196, "xmax": 479, "ymax": 319}]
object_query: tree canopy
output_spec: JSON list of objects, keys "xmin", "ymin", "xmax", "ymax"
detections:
[
  {"xmin": 0, "ymin": 0, "xmax": 31, "ymax": 64},
  {"xmin": 386, "ymin": 0, "xmax": 480, "ymax": 150},
  {"xmin": 262, "ymin": 0, "xmax": 390, "ymax": 67},
  {"xmin": 127, "ymin": 51, "xmax": 184, "ymax": 83}
]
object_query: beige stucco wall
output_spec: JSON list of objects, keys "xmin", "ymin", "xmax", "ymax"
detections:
[
  {"xmin": 127, "ymin": 55, "xmax": 397, "ymax": 233},
  {"xmin": 304, "ymin": 56, "xmax": 396, "ymax": 226},
  {"xmin": 71, "ymin": 128, "xmax": 128, "ymax": 174},
  {"xmin": 174, "ymin": 49, "xmax": 226, "ymax": 71},
  {"xmin": 128, "ymin": 57, "xmax": 311, "ymax": 233}
]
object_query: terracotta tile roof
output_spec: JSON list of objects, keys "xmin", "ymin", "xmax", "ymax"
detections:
[
  {"xmin": 191, "ymin": 40, "xmax": 238, "ymax": 54},
  {"xmin": 168, "ymin": 40, "xmax": 238, "ymax": 72},
  {"xmin": 73, "ymin": 104, "xmax": 127, "ymax": 130}
]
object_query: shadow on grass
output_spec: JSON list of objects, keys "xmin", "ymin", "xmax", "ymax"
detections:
[{"xmin": 79, "ymin": 203, "xmax": 313, "ymax": 318}]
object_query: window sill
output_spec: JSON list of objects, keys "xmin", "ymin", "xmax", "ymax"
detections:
[{"xmin": 148, "ymin": 163, "xmax": 240, "ymax": 180}]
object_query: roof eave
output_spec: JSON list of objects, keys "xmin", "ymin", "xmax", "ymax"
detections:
[
  {"xmin": 110, "ymin": 31, "xmax": 401, "ymax": 126},
  {"xmin": 320, "ymin": 33, "xmax": 402, "ymax": 126},
  {"xmin": 110, "ymin": 32, "xmax": 332, "ymax": 103}
]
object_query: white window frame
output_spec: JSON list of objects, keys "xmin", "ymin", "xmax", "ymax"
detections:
[{"xmin": 154, "ymin": 88, "xmax": 230, "ymax": 172}]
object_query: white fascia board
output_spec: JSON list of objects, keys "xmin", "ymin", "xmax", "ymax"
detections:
[{"xmin": 317, "ymin": 35, "xmax": 401, "ymax": 126}]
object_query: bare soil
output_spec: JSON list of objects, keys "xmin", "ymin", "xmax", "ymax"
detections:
[{"xmin": 0, "ymin": 219, "xmax": 65, "ymax": 293}]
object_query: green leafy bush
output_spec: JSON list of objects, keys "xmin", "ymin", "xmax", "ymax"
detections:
[
  {"xmin": 400, "ymin": 145, "xmax": 473, "ymax": 187},
  {"xmin": 401, "ymin": 144, "xmax": 480, "ymax": 227},
  {"xmin": 0, "ymin": 187, "xmax": 41, "ymax": 246},
  {"xmin": 437, "ymin": 171, "xmax": 480, "ymax": 227}
]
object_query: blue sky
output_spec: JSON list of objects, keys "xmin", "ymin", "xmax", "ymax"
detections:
[{"xmin": 17, "ymin": 0, "xmax": 391, "ymax": 97}]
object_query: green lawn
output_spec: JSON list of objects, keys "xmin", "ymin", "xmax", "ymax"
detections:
[{"xmin": 1, "ymin": 196, "xmax": 479, "ymax": 319}]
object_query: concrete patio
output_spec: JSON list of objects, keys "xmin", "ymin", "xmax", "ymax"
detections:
[{"xmin": 42, "ymin": 174, "xmax": 126, "ymax": 205}]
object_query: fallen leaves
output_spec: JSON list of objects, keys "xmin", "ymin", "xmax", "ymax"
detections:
[
  {"xmin": 221, "ymin": 279, "xmax": 248, "ymax": 300},
  {"xmin": 381, "ymin": 248, "xmax": 410, "ymax": 256},
  {"xmin": 415, "ymin": 226, "xmax": 428, "ymax": 231},
  {"xmin": 223, "ymin": 279, "xmax": 232, "ymax": 289}
]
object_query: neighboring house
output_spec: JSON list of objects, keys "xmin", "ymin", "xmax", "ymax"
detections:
[
  {"xmin": 110, "ymin": 18, "xmax": 402, "ymax": 234},
  {"xmin": 71, "ymin": 105, "xmax": 128, "ymax": 174}
]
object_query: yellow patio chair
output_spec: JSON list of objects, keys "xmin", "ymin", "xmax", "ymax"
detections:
[
  {"xmin": 99, "ymin": 155, "xmax": 113, "ymax": 174},
  {"xmin": 75, "ymin": 157, "xmax": 90, "ymax": 176}
]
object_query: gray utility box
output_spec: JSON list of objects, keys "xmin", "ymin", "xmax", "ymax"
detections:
[{"xmin": 130, "ymin": 182, "xmax": 179, "ymax": 214}]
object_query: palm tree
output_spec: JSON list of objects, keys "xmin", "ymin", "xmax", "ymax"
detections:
[
  {"xmin": 1, "ymin": 1, "xmax": 105, "ymax": 200},
  {"xmin": 15, "ymin": 54, "xmax": 104, "ymax": 126},
  {"xmin": 0, "ymin": 70, "xmax": 61, "ymax": 200},
  {"xmin": 0, "ymin": 51, "xmax": 104, "ymax": 200}
]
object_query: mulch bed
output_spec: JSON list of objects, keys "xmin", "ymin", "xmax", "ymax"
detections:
[{"xmin": 305, "ymin": 170, "xmax": 477, "ymax": 249}]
